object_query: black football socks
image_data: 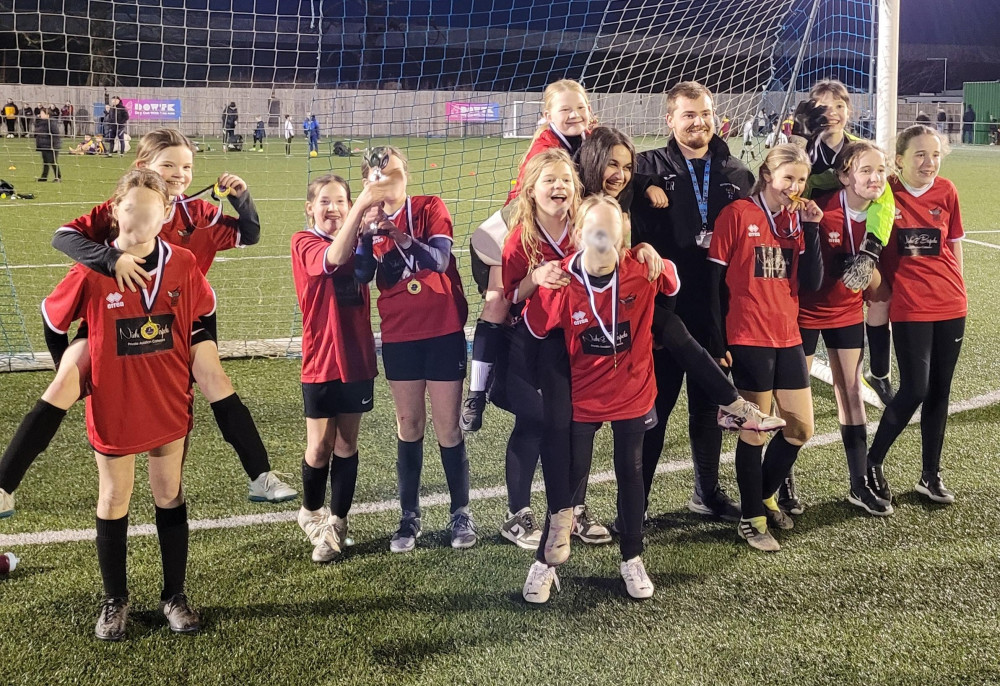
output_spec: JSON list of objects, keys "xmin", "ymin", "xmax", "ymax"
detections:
[
  {"xmin": 155, "ymin": 503, "xmax": 189, "ymax": 601},
  {"xmin": 329, "ymin": 452, "xmax": 359, "ymax": 518},
  {"xmin": 96, "ymin": 514, "xmax": 129, "ymax": 600},
  {"xmin": 0, "ymin": 399, "xmax": 67, "ymax": 492},
  {"xmin": 210, "ymin": 393, "xmax": 270, "ymax": 481}
]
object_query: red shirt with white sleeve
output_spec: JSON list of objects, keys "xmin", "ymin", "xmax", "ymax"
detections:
[
  {"xmin": 881, "ymin": 177, "xmax": 966, "ymax": 323},
  {"xmin": 798, "ymin": 190, "xmax": 866, "ymax": 330},
  {"xmin": 56, "ymin": 197, "xmax": 242, "ymax": 276},
  {"xmin": 501, "ymin": 221, "xmax": 572, "ymax": 304},
  {"xmin": 708, "ymin": 197, "xmax": 806, "ymax": 348},
  {"xmin": 368, "ymin": 195, "xmax": 468, "ymax": 343},
  {"xmin": 524, "ymin": 251, "xmax": 680, "ymax": 423},
  {"xmin": 41, "ymin": 239, "xmax": 216, "ymax": 455},
  {"xmin": 291, "ymin": 229, "xmax": 377, "ymax": 384}
]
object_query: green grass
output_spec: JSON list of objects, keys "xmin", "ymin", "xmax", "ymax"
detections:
[{"xmin": 2, "ymin": 139, "xmax": 1000, "ymax": 684}]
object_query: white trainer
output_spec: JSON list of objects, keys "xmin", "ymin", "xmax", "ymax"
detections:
[
  {"xmin": 620, "ymin": 556, "xmax": 655, "ymax": 599},
  {"xmin": 718, "ymin": 397, "xmax": 786, "ymax": 432},
  {"xmin": 543, "ymin": 508, "xmax": 574, "ymax": 566},
  {"xmin": 311, "ymin": 522, "xmax": 341, "ymax": 563},
  {"xmin": 248, "ymin": 471, "xmax": 298, "ymax": 503},
  {"xmin": 330, "ymin": 514, "xmax": 355, "ymax": 548},
  {"xmin": 523, "ymin": 561, "xmax": 560, "ymax": 604},
  {"xmin": 297, "ymin": 506, "xmax": 331, "ymax": 544},
  {"xmin": 0, "ymin": 488, "xmax": 14, "ymax": 519}
]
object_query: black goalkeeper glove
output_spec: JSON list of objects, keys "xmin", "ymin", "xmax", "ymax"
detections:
[
  {"xmin": 841, "ymin": 232, "xmax": 884, "ymax": 292},
  {"xmin": 791, "ymin": 99, "xmax": 830, "ymax": 140}
]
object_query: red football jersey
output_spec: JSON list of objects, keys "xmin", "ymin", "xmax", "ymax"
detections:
[
  {"xmin": 501, "ymin": 221, "xmax": 572, "ymax": 304},
  {"xmin": 798, "ymin": 190, "xmax": 867, "ymax": 329},
  {"xmin": 56, "ymin": 196, "xmax": 242, "ymax": 276},
  {"xmin": 524, "ymin": 252, "xmax": 680, "ymax": 423},
  {"xmin": 369, "ymin": 195, "xmax": 469, "ymax": 343},
  {"xmin": 881, "ymin": 177, "xmax": 966, "ymax": 323},
  {"xmin": 506, "ymin": 129, "xmax": 565, "ymax": 205},
  {"xmin": 41, "ymin": 239, "xmax": 216, "ymax": 456},
  {"xmin": 291, "ymin": 229, "xmax": 378, "ymax": 384},
  {"xmin": 708, "ymin": 198, "xmax": 806, "ymax": 348}
]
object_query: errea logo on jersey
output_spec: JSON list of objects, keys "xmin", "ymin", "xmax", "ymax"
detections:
[
  {"xmin": 106, "ymin": 292, "xmax": 124, "ymax": 309},
  {"xmin": 572, "ymin": 311, "xmax": 589, "ymax": 326},
  {"xmin": 827, "ymin": 231, "xmax": 842, "ymax": 247},
  {"xmin": 748, "ymin": 224, "xmax": 760, "ymax": 237}
]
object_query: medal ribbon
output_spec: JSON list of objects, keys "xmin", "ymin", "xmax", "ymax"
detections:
[
  {"xmin": 839, "ymin": 190, "xmax": 859, "ymax": 257},
  {"xmin": 685, "ymin": 155, "xmax": 712, "ymax": 234},
  {"xmin": 535, "ymin": 218, "xmax": 569, "ymax": 259},
  {"xmin": 389, "ymin": 197, "xmax": 416, "ymax": 273},
  {"xmin": 752, "ymin": 193, "xmax": 801, "ymax": 240},
  {"xmin": 577, "ymin": 251, "xmax": 619, "ymax": 359},
  {"xmin": 549, "ymin": 124, "xmax": 587, "ymax": 153}
]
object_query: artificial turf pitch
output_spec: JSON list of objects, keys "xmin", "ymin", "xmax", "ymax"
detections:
[{"xmin": 0, "ymin": 138, "xmax": 999, "ymax": 685}]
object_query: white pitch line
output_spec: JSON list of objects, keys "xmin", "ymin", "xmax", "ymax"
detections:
[
  {"xmin": 3, "ymin": 388, "xmax": 999, "ymax": 548},
  {"xmin": 965, "ymin": 229, "xmax": 1000, "ymax": 234},
  {"xmin": 962, "ymin": 238, "xmax": 1000, "ymax": 250}
]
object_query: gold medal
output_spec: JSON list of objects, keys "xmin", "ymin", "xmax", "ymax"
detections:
[
  {"xmin": 140, "ymin": 317, "xmax": 159, "ymax": 340},
  {"xmin": 406, "ymin": 279, "xmax": 422, "ymax": 295}
]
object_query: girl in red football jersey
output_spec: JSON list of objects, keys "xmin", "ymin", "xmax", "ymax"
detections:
[
  {"xmin": 521, "ymin": 194, "xmax": 679, "ymax": 602},
  {"xmin": 41, "ymin": 169, "xmax": 216, "ymax": 640},
  {"xmin": 866, "ymin": 125, "xmax": 966, "ymax": 505},
  {"xmin": 352, "ymin": 146, "xmax": 475, "ymax": 552},
  {"xmin": 0, "ymin": 129, "xmax": 295, "ymax": 520},
  {"xmin": 463, "ymin": 79, "xmax": 595, "ymax": 434},
  {"xmin": 708, "ymin": 144, "xmax": 824, "ymax": 552},
  {"xmin": 290, "ymin": 174, "xmax": 381, "ymax": 563},
  {"xmin": 799, "ymin": 140, "xmax": 893, "ymax": 517}
]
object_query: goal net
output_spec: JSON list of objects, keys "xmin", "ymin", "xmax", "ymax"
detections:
[{"xmin": 0, "ymin": 0, "xmax": 889, "ymax": 372}]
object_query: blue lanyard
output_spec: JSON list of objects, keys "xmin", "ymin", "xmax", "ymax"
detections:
[{"xmin": 686, "ymin": 156, "xmax": 711, "ymax": 232}]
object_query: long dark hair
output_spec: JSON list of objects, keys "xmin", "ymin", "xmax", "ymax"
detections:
[{"xmin": 577, "ymin": 127, "xmax": 636, "ymax": 203}]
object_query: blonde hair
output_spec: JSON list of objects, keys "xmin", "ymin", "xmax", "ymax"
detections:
[
  {"xmin": 132, "ymin": 128, "xmax": 196, "ymax": 168},
  {"xmin": 751, "ymin": 143, "xmax": 813, "ymax": 195},
  {"xmin": 520, "ymin": 79, "xmax": 592, "ymax": 167},
  {"xmin": 109, "ymin": 168, "xmax": 170, "ymax": 237},
  {"xmin": 305, "ymin": 174, "xmax": 351, "ymax": 228},
  {"xmin": 573, "ymin": 194, "xmax": 626, "ymax": 257},
  {"xmin": 510, "ymin": 148, "xmax": 582, "ymax": 270}
]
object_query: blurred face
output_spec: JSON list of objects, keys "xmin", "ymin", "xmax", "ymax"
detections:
[
  {"xmin": 602, "ymin": 144, "xmax": 633, "ymax": 198},
  {"xmin": 306, "ymin": 182, "xmax": 351, "ymax": 236},
  {"xmin": 896, "ymin": 133, "xmax": 941, "ymax": 187},
  {"xmin": 528, "ymin": 161, "xmax": 575, "ymax": 219},
  {"xmin": 764, "ymin": 162, "xmax": 811, "ymax": 208},
  {"xmin": 838, "ymin": 149, "xmax": 887, "ymax": 203},
  {"xmin": 814, "ymin": 92, "xmax": 850, "ymax": 137},
  {"xmin": 578, "ymin": 202, "xmax": 624, "ymax": 257},
  {"xmin": 365, "ymin": 153, "xmax": 408, "ymax": 204},
  {"xmin": 142, "ymin": 145, "xmax": 194, "ymax": 198},
  {"xmin": 545, "ymin": 90, "xmax": 590, "ymax": 137},
  {"xmin": 112, "ymin": 186, "xmax": 170, "ymax": 245},
  {"xmin": 667, "ymin": 94, "xmax": 715, "ymax": 151}
]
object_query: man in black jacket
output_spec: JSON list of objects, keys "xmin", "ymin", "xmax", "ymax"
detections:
[
  {"xmin": 107, "ymin": 96, "xmax": 129, "ymax": 155},
  {"xmin": 632, "ymin": 81, "xmax": 755, "ymax": 522},
  {"xmin": 34, "ymin": 109, "xmax": 61, "ymax": 182}
]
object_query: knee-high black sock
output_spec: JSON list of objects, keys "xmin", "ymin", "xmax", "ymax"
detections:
[
  {"xmin": 506, "ymin": 415, "xmax": 541, "ymax": 513},
  {"xmin": 734, "ymin": 440, "xmax": 764, "ymax": 519},
  {"xmin": 440, "ymin": 441, "xmax": 470, "ymax": 513},
  {"xmin": 210, "ymin": 393, "xmax": 270, "ymax": 481},
  {"xmin": 96, "ymin": 514, "xmax": 129, "ymax": 599},
  {"xmin": 329, "ymin": 452, "xmax": 359, "ymax": 518},
  {"xmin": 0, "ymin": 400, "xmax": 67, "ymax": 492},
  {"xmin": 155, "ymin": 503, "xmax": 188, "ymax": 601},
  {"xmin": 301, "ymin": 460, "xmax": 330, "ymax": 512},
  {"xmin": 866, "ymin": 323, "xmax": 891, "ymax": 379},
  {"xmin": 841, "ymin": 424, "xmax": 868, "ymax": 487},
  {"xmin": 397, "ymin": 439, "xmax": 423, "ymax": 515},
  {"xmin": 761, "ymin": 432, "xmax": 803, "ymax": 498}
]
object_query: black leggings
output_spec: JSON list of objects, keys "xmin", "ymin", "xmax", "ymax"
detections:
[
  {"xmin": 498, "ymin": 323, "xmax": 543, "ymax": 513},
  {"xmin": 641, "ymin": 314, "xmax": 731, "ymax": 506},
  {"xmin": 868, "ymin": 317, "xmax": 965, "ymax": 475},
  {"xmin": 536, "ymin": 416, "xmax": 652, "ymax": 562},
  {"xmin": 39, "ymin": 149, "xmax": 60, "ymax": 180}
]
